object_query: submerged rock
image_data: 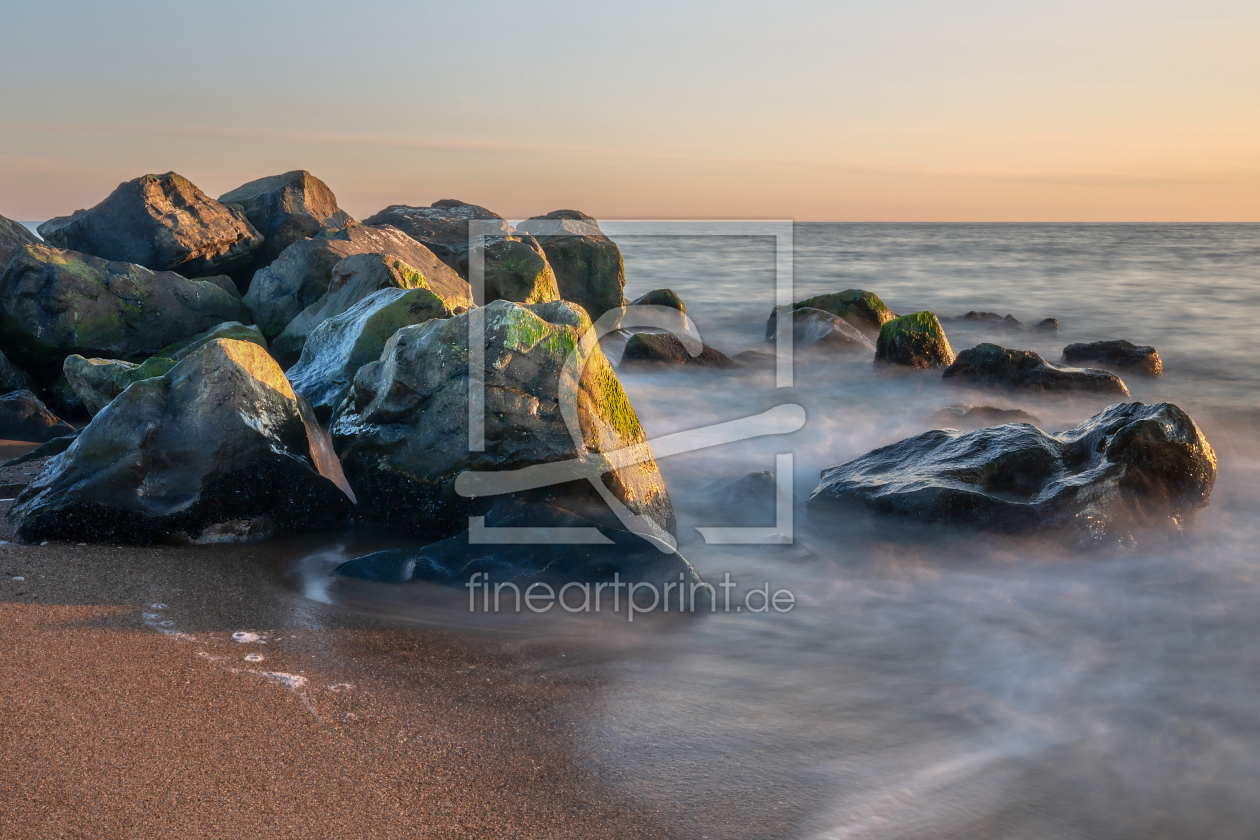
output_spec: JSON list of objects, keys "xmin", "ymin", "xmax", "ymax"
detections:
[
  {"xmin": 769, "ymin": 306, "xmax": 877, "ymax": 353},
  {"xmin": 0, "ymin": 244, "xmax": 249, "ymax": 378},
  {"xmin": 218, "ymin": 170, "xmax": 354, "ymax": 288},
  {"xmin": 37, "ymin": 172, "xmax": 262, "ymax": 277},
  {"xmin": 808, "ymin": 402, "xmax": 1216, "ymax": 545},
  {"xmin": 943, "ymin": 343, "xmax": 1129, "ymax": 395},
  {"xmin": 242, "ymin": 222, "xmax": 472, "ymax": 339},
  {"xmin": 1063, "ymin": 340, "xmax": 1162, "ymax": 376},
  {"xmin": 271, "ymin": 253, "xmax": 434, "ymax": 366},
  {"xmin": 1036, "ymin": 318, "xmax": 1060, "ymax": 334},
  {"xmin": 875, "ymin": 312, "xmax": 954, "ymax": 368},
  {"xmin": 518, "ymin": 210, "xmax": 626, "ymax": 323},
  {"xmin": 0, "ymin": 391, "xmax": 75, "ymax": 442},
  {"xmin": 930, "ymin": 404, "xmax": 1042, "ymax": 429},
  {"xmin": 287, "ymin": 286, "xmax": 463, "ymax": 421},
  {"xmin": 631, "ymin": 289, "xmax": 686, "ymax": 313},
  {"xmin": 766, "ymin": 289, "xmax": 896, "ymax": 340},
  {"xmin": 0, "ymin": 213, "xmax": 39, "ymax": 270},
  {"xmin": 332, "ymin": 300, "xmax": 675, "ymax": 544},
  {"xmin": 620, "ymin": 332, "xmax": 734, "ymax": 369},
  {"xmin": 952, "ymin": 311, "xmax": 1021, "ymax": 328},
  {"xmin": 62, "ymin": 355, "xmax": 178, "ymax": 416},
  {"xmin": 9, "ymin": 339, "xmax": 355, "ymax": 544}
]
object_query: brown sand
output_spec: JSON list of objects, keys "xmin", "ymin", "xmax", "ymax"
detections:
[{"xmin": 0, "ymin": 501, "xmax": 675, "ymax": 839}]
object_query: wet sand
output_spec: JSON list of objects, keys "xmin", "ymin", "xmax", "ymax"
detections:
[{"xmin": 0, "ymin": 500, "xmax": 674, "ymax": 839}]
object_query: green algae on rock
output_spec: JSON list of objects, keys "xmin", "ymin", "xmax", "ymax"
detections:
[
  {"xmin": 518, "ymin": 210, "xmax": 627, "ymax": 324},
  {"xmin": 875, "ymin": 312, "xmax": 955, "ymax": 369},
  {"xmin": 766, "ymin": 289, "xmax": 896, "ymax": 341}
]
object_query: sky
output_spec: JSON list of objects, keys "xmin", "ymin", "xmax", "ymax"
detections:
[{"xmin": 0, "ymin": 0, "xmax": 1257, "ymax": 222}]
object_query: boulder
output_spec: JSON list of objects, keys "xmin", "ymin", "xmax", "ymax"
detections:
[
  {"xmin": 332, "ymin": 299, "xmax": 675, "ymax": 543},
  {"xmin": 37, "ymin": 172, "xmax": 262, "ymax": 277},
  {"xmin": 620, "ymin": 333, "xmax": 735, "ymax": 368},
  {"xmin": 766, "ymin": 289, "xmax": 896, "ymax": 340},
  {"xmin": 631, "ymin": 289, "xmax": 686, "ymax": 313},
  {"xmin": 952, "ymin": 311, "xmax": 1021, "ymax": 328},
  {"xmin": 242, "ymin": 222, "xmax": 472, "ymax": 339},
  {"xmin": 518, "ymin": 210, "xmax": 626, "ymax": 323},
  {"xmin": 929, "ymin": 404, "xmax": 1041, "ymax": 429},
  {"xmin": 481, "ymin": 234, "xmax": 561, "ymax": 305},
  {"xmin": 0, "ymin": 391, "xmax": 75, "ymax": 442},
  {"xmin": 161, "ymin": 321, "xmax": 268, "ymax": 361},
  {"xmin": 768, "ymin": 306, "xmax": 876, "ymax": 353},
  {"xmin": 363, "ymin": 200, "xmax": 512, "ymax": 274},
  {"xmin": 0, "ymin": 244, "xmax": 249, "ymax": 379},
  {"xmin": 0, "ymin": 348, "xmax": 37, "ymax": 395},
  {"xmin": 217, "ymin": 170, "xmax": 354, "ymax": 288},
  {"xmin": 9, "ymin": 339, "xmax": 355, "ymax": 544},
  {"xmin": 1036, "ymin": 318, "xmax": 1060, "ymax": 334},
  {"xmin": 0, "ymin": 213, "xmax": 39, "ymax": 270},
  {"xmin": 875, "ymin": 312, "xmax": 954, "ymax": 368},
  {"xmin": 272, "ymin": 253, "xmax": 434, "ymax": 367},
  {"xmin": 808, "ymin": 402, "xmax": 1216, "ymax": 545},
  {"xmin": 943, "ymin": 343, "xmax": 1129, "ymax": 395},
  {"xmin": 287, "ymin": 286, "xmax": 462, "ymax": 421},
  {"xmin": 1063, "ymin": 340, "xmax": 1162, "ymax": 376},
  {"xmin": 62, "ymin": 355, "xmax": 178, "ymax": 416}
]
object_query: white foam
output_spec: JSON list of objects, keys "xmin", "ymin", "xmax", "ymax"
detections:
[{"xmin": 231, "ymin": 631, "xmax": 264, "ymax": 644}]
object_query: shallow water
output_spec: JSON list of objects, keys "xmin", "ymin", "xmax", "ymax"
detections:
[{"xmin": 304, "ymin": 224, "xmax": 1260, "ymax": 838}]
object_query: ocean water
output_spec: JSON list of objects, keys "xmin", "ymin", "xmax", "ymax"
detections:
[{"xmin": 315, "ymin": 223, "xmax": 1260, "ymax": 838}]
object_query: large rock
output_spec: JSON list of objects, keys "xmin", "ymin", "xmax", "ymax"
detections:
[
  {"xmin": 363, "ymin": 200, "xmax": 511, "ymax": 274},
  {"xmin": 766, "ymin": 289, "xmax": 896, "ymax": 340},
  {"xmin": 1063, "ymin": 340, "xmax": 1162, "ymax": 376},
  {"xmin": 943, "ymin": 343, "xmax": 1129, "ymax": 395},
  {"xmin": 62, "ymin": 355, "xmax": 178, "ymax": 416},
  {"xmin": 0, "ymin": 213, "xmax": 39, "ymax": 270},
  {"xmin": 631, "ymin": 288, "xmax": 686, "ymax": 313},
  {"xmin": 9, "ymin": 339, "xmax": 355, "ymax": 544},
  {"xmin": 242, "ymin": 222, "xmax": 471, "ymax": 339},
  {"xmin": 218, "ymin": 170, "xmax": 354, "ymax": 288},
  {"xmin": 161, "ymin": 321, "xmax": 268, "ymax": 361},
  {"xmin": 481, "ymin": 234, "xmax": 561, "ymax": 305},
  {"xmin": 37, "ymin": 172, "xmax": 262, "ymax": 277},
  {"xmin": 272, "ymin": 253, "xmax": 433, "ymax": 367},
  {"xmin": 808, "ymin": 402, "xmax": 1216, "ymax": 545},
  {"xmin": 287, "ymin": 286, "xmax": 462, "ymax": 421},
  {"xmin": 876, "ymin": 312, "xmax": 955, "ymax": 368},
  {"xmin": 0, "ymin": 244, "xmax": 249, "ymax": 379},
  {"xmin": 518, "ymin": 211, "xmax": 626, "ymax": 323},
  {"xmin": 0, "ymin": 391, "xmax": 75, "ymax": 442},
  {"xmin": 332, "ymin": 299, "xmax": 675, "ymax": 543},
  {"xmin": 620, "ymin": 333, "xmax": 734, "ymax": 368},
  {"xmin": 767, "ymin": 306, "xmax": 877, "ymax": 353}
]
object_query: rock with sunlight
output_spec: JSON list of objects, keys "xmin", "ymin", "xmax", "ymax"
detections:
[
  {"xmin": 243, "ymin": 221, "xmax": 472, "ymax": 339},
  {"xmin": 766, "ymin": 289, "xmax": 897, "ymax": 340},
  {"xmin": 332, "ymin": 299, "xmax": 676, "ymax": 548},
  {"xmin": 10, "ymin": 339, "xmax": 355, "ymax": 544},
  {"xmin": 37, "ymin": 172, "xmax": 262, "ymax": 277},
  {"xmin": 0, "ymin": 244, "xmax": 249, "ymax": 379},
  {"xmin": 943, "ymin": 343, "xmax": 1129, "ymax": 394},
  {"xmin": 0, "ymin": 212, "xmax": 39, "ymax": 270},
  {"xmin": 518, "ymin": 210, "xmax": 627, "ymax": 323},
  {"xmin": 63, "ymin": 355, "xmax": 177, "ymax": 416},
  {"xmin": 619, "ymin": 332, "xmax": 735, "ymax": 368},
  {"xmin": 0, "ymin": 390, "xmax": 75, "ymax": 442},
  {"xmin": 808, "ymin": 401, "xmax": 1216, "ymax": 545},
  {"xmin": 1062, "ymin": 340, "xmax": 1163, "ymax": 376},
  {"xmin": 875, "ymin": 311, "xmax": 955, "ymax": 368},
  {"xmin": 364, "ymin": 200, "xmax": 513, "ymax": 274},
  {"xmin": 630, "ymin": 288, "xmax": 686, "ymax": 313}
]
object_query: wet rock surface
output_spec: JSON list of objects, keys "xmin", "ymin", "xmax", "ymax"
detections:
[
  {"xmin": 0, "ymin": 391, "xmax": 76, "ymax": 443},
  {"xmin": 9, "ymin": 339, "xmax": 355, "ymax": 544},
  {"xmin": 770, "ymin": 307, "xmax": 877, "ymax": 353},
  {"xmin": 943, "ymin": 343, "xmax": 1129, "ymax": 395},
  {"xmin": 518, "ymin": 211, "xmax": 626, "ymax": 323},
  {"xmin": 0, "ymin": 244, "xmax": 249, "ymax": 379},
  {"xmin": 808, "ymin": 402, "xmax": 1216, "ymax": 545},
  {"xmin": 875, "ymin": 312, "xmax": 954, "ymax": 368},
  {"xmin": 1063, "ymin": 340, "xmax": 1162, "ymax": 375},
  {"xmin": 620, "ymin": 333, "xmax": 735, "ymax": 368},
  {"xmin": 37, "ymin": 173, "xmax": 262, "ymax": 278},
  {"xmin": 767, "ymin": 289, "xmax": 896, "ymax": 340},
  {"xmin": 332, "ymin": 300, "xmax": 675, "ymax": 543}
]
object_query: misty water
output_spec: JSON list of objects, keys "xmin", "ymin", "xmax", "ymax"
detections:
[{"xmin": 305, "ymin": 224, "xmax": 1260, "ymax": 838}]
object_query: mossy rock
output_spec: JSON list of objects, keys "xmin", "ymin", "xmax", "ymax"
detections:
[
  {"xmin": 876, "ymin": 312, "xmax": 955, "ymax": 369},
  {"xmin": 765, "ymin": 289, "xmax": 896, "ymax": 340},
  {"xmin": 63, "ymin": 354, "xmax": 179, "ymax": 416}
]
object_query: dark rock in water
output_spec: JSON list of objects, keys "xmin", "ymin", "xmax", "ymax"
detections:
[
  {"xmin": 272, "ymin": 254, "xmax": 435, "ymax": 367},
  {"xmin": 217, "ymin": 170, "xmax": 354, "ymax": 289},
  {"xmin": 631, "ymin": 288, "xmax": 686, "ymax": 313},
  {"xmin": 242, "ymin": 222, "xmax": 472, "ymax": 339},
  {"xmin": 518, "ymin": 210, "xmax": 626, "ymax": 324},
  {"xmin": 63, "ymin": 355, "xmax": 178, "ymax": 416},
  {"xmin": 715, "ymin": 470, "xmax": 778, "ymax": 508},
  {"xmin": 0, "ymin": 244, "xmax": 249, "ymax": 379},
  {"xmin": 337, "ymin": 495, "xmax": 698, "ymax": 592},
  {"xmin": 620, "ymin": 333, "xmax": 735, "ymax": 368},
  {"xmin": 1036, "ymin": 318, "xmax": 1060, "ymax": 334},
  {"xmin": 952, "ymin": 311, "xmax": 1021, "ymax": 328},
  {"xmin": 1063, "ymin": 340, "xmax": 1162, "ymax": 376},
  {"xmin": 364, "ymin": 200, "xmax": 512, "ymax": 274},
  {"xmin": 2, "ymin": 430, "xmax": 80, "ymax": 467},
  {"xmin": 930, "ymin": 404, "xmax": 1042, "ymax": 429},
  {"xmin": 943, "ymin": 343, "xmax": 1129, "ymax": 395},
  {"xmin": 9, "ymin": 339, "xmax": 355, "ymax": 544},
  {"xmin": 287, "ymin": 286, "xmax": 463, "ymax": 422},
  {"xmin": 0, "ymin": 212, "xmax": 39, "ymax": 271},
  {"xmin": 332, "ymin": 300, "xmax": 675, "ymax": 543},
  {"xmin": 770, "ymin": 306, "xmax": 877, "ymax": 353},
  {"xmin": 766, "ymin": 289, "xmax": 896, "ymax": 340},
  {"xmin": 732, "ymin": 348, "xmax": 777, "ymax": 368},
  {"xmin": 37, "ymin": 172, "xmax": 262, "ymax": 277},
  {"xmin": 808, "ymin": 402, "xmax": 1216, "ymax": 545},
  {"xmin": 876, "ymin": 312, "xmax": 954, "ymax": 368},
  {"xmin": 0, "ymin": 348, "xmax": 36, "ymax": 396},
  {"xmin": 0, "ymin": 391, "xmax": 75, "ymax": 442}
]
